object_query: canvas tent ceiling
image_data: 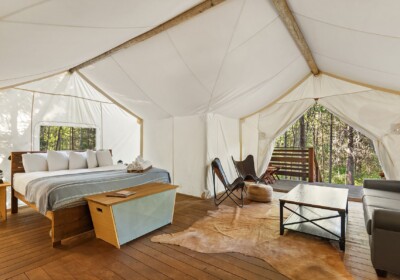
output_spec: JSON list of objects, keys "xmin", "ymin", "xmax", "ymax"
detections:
[
  {"xmin": 79, "ymin": 0, "xmax": 310, "ymax": 120},
  {"xmin": 0, "ymin": 0, "xmax": 202, "ymax": 88},
  {"xmin": 1, "ymin": 0, "xmax": 400, "ymax": 198}
]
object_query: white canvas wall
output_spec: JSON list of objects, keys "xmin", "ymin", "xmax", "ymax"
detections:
[
  {"xmin": 143, "ymin": 118, "xmax": 174, "ymax": 182},
  {"xmin": 173, "ymin": 116, "xmax": 207, "ymax": 197},
  {"xmin": 143, "ymin": 116, "xmax": 206, "ymax": 197},
  {"xmin": 206, "ymin": 114, "xmax": 240, "ymax": 197},
  {"xmin": 102, "ymin": 103, "xmax": 141, "ymax": 164},
  {"xmin": 0, "ymin": 89, "xmax": 32, "ymax": 182},
  {"xmin": 143, "ymin": 114, "xmax": 240, "ymax": 198},
  {"xmin": 241, "ymin": 113, "xmax": 259, "ymax": 173}
]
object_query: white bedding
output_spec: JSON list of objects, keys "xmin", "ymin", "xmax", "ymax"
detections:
[{"xmin": 13, "ymin": 164, "xmax": 127, "ymax": 195}]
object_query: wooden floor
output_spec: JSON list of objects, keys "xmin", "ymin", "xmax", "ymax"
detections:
[{"xmin": 1, "ymin": 193, "xmax": 399, "ymax": 280}]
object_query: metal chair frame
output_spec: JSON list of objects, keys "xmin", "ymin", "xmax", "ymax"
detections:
[
  {"xmin": 211, "ymin": 158, "xmax": 245, "ymax": 208},
  {"xmin": 231, "ymin": 155, "xmax": 268, "ymax": 184}
]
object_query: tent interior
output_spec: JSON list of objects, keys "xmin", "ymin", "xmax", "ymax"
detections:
[
  {"xmin": 2, "ymin": 0, "xmax": 400, "ymax": 197},
  {"xmin": 2, "ymin": 0, "xmax": 400, "ymax": 278}
]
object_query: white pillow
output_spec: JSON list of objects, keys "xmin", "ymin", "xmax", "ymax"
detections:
[
  {"xmin": 86, "ymin": 150, "xmax": 98, "ymax": 168},
  {"xmin": 47, "ymin": 150, "xmax": 69, "ymax": 171},
  {"xmin": 69, "ymin": 152, "xmax": 88, "ymax": 170},
  {"xmin": 96, "ymin": 150, "xmax": 113, "ymax": 167},
  {"xmin": 22, "ymin": 153, "xmax": 48, "ymax": 173}
]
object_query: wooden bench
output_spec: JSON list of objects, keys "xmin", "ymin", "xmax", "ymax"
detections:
[{"xmin": 86, "ymin": 182, "xmax": 178, "ymax": 248}]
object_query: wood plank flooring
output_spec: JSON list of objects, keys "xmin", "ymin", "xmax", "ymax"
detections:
[{"xmin": 1, "ymin": 193, "xmax": 399, "ymax": 280}]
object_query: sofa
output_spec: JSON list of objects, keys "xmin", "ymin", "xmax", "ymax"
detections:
[{"xmin": 363, "ymin": 180, "xmax": 400, "ymax": 277}]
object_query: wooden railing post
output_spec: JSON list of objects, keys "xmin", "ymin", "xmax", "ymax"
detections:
[{"xmin": 308, "ymin": 147, "xmax": 314, "ymax": 182}]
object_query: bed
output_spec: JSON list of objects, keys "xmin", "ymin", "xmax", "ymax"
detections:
[{"xmin": 10, "ymin": 151, "xmax": 170, "ymax": 247}]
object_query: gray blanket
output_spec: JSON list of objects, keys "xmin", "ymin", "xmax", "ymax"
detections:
[{"xmin": 25, "ymin": 168, "xmax": 170, "ymax": 214}]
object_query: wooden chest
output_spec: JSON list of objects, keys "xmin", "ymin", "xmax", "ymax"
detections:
[{"xmin": 86, "ymin": 182, "xmax": 177, "ymax": 248}]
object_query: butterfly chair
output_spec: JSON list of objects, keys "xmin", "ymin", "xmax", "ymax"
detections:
[
  {"xmin": 231, "ymin": 155, "xmax": 268, "ymax": 184},
  {"xmin": 211, "ymin": 158, "xmax": 245, "ymax": 208}
]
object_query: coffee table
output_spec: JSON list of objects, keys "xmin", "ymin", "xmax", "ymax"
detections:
[{"xmin": 279, "ymin": 184, "xmax": 349, "ymax": 250}]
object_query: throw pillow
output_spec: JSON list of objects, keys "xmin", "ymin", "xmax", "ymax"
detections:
[
  {"xmin": 47, "ymin": 150, "xmax": 69, "ymax": 171},
  {"xmin": 69, "ymin": 151, "xmax": 88, "ymax": 170},
  {"xmin": 96, "ymin": 150, "xmax": 113, "ymax": 167},
  {"xmin": 87, "ymin": 150, "xmax": 98, "ymax": 168},
  {"xmin": 22, "ymin": 153, "xmax": 48, "ymax": 172}
]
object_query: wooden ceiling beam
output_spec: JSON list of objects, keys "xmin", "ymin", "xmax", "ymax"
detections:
[
  {"xmin": 271, "ymin": 0, "xmax": 319, "ymax": 75},
  {"xmin": 69, "ymin": 0, "xmax": 225, "ymax": 72}
]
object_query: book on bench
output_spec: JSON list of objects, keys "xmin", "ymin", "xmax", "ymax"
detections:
[{"xmin": 106, "ymin": 190, "xmax": 136, "ymax": 198}]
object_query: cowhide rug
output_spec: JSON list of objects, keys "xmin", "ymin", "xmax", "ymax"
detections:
[{"xmin": 151, "ymin": 200, "xmax": 352, "ymax": 280}]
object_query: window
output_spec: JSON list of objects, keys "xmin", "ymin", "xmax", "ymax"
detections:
[{"xmin": 40, "ymin": 126, "xmax": 96, "ymax": 151}]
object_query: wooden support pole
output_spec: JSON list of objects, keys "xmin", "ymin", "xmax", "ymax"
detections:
[
  {"xmin": 308, "ymin": 147, "xmax": 315, "ymax": 182},
  {"xmin": 271, "ymin": 0, "xmax": 319, "ymax": 75},
  {"xmin": 69, "ymin": 0, "xmax": 225, "ymax": 72}
]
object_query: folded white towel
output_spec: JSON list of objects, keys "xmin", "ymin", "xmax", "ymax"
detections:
[{"xmin": 127, "ymin": 156, "xmax": 152, "ymax": 171}]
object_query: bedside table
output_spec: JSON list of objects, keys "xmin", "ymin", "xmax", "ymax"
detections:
[{"xmin": 0, "ymin": 182, "xmax": 11, "ymax": 222}]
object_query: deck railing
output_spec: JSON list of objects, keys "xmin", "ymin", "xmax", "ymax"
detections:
[{"xmin": 270, "ymin": 147, "xmax": 322, "ymax": 182}]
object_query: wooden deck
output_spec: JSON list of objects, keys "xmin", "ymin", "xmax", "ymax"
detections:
[{"xmin": 0, "ymin": 193, "xmax": 399, "ymax": 280}]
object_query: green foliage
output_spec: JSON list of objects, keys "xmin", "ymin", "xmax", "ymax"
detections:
[
  {"xmin": 275, "ymin": 104, "xmax": 381, "ymax": 186},
  {"xmin": 40, "ymin": 126, "xmax": 96, "ymax": 151}
]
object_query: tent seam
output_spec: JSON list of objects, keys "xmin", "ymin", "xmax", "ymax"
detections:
[
  {"xmin": 314, "ymin": 52, "xmax": 400, "ymax": 80},
  {"xmin": 293, "ymin": 11, "xmax": 400, "ymax": 40},
  {"xmin": 14, "ymin": 88, "xmax": 114, "ymax": 104},
  {"xmin": 76, "ymin": 71, "xmax": 142, "ymax": 120},
  {"xmin": 275, "ymin": 89, "xmax": 375, "ymax": 105},
  {"xmin": 0, "ymin": 19, "xmax": 156, "ymax": 30},
  {"xmin": 206, "ymin": 0, "xmax": 246, "ymax": 112},
  {"xmin": 0, "ymin": 0, "xmax": 49, "ymax": 21},
  {"xmin": 228, "ymin": 16, "xmax": 279, "ymax": 53},
  {"xmin": 109, "ymin": 56, "xmax": 173, "ymax": 118},
  {"xmin": 0, "ymin": 69, "xmax": 71, "ymax": 90},
  {"xmin": 240, "ymin": 73, "xmax": 312, "ymax": 120},
  {"xmin": 211, "ymin": 55, "xmax": 303, "ymax": 114},
  {"xmin": 165, "ymin": 31, "xmax": 212, "ymax": 95}
]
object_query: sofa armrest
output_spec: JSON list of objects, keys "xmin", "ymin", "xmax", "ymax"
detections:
[
  {"xmin": 364, "ymin": 180, "xmax": 400, "ymax": 193},
  {"xmin": 373, "ymin": 209, "xmax": 400, "ymax": 232}
]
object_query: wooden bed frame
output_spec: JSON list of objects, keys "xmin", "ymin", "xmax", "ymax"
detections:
[{"xmin": 10, "ymin": 151, "xmax": 97, "ymax": 247}]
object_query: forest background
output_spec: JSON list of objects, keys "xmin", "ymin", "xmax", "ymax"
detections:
[{"xmin": 275, "ymin": 104, "xmax": 381, "ymax": 186}]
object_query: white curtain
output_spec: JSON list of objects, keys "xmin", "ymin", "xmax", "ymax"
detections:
[
  {"xmin": 257, "ymin": 99, "xmax": 314, "ymax": 174},
  {"xmin": 319, "ymin": 90, "xmax": 400, "ymax": 180}
]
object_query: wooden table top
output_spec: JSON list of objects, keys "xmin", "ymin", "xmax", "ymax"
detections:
[
  {"xmin": 280, "ymin": 184, "xmax": 348, "ymax": 211},
  {"xmin": 85, "ymin": 182, "xmax": 178, "ymax": 206},
  {"xmin": 0, "ymin": 182, "xmax": 11, "ymax": 189}
]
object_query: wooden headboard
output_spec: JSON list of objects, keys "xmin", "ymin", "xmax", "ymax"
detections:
[{"xmin": 11, "ymin": 151, "xmax": 44, "ymax": 183}]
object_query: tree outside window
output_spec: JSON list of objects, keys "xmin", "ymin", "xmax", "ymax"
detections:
[{"xmin": 40, "ymin": 126, "xmax": 96, "ymax": 151}]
